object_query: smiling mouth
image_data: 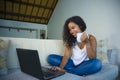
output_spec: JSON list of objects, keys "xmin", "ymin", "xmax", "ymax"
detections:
[{"xmin": 72, "ymin": 34, "xmax": 77, "ymax": 37}]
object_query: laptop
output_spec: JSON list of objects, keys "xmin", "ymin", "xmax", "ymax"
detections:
[{"xmin": 16, "ymin": 48, "xmax": 65, "ymax": 80}]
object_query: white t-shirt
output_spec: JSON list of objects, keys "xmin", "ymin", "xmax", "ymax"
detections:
[{"xmin": 71, "ymin": 44, "xmax": 89, "ymax": 65}]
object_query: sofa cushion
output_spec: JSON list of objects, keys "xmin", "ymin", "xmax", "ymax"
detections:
[
  {"xmin": 52, "ymin": 73, "xmax": 85, "ymax": 80},
  {"xmin": 0, "ymin": 49, "xmax": 8, "ymax": 76},
  {"xmin": 85, "ymin": 64, "xmax": 118, "ymax": 80},
  {"xmin": 0, "ymin": 70, "xmax": 39, "ymax": 80},
  {"xmin": 0, "ymin": 69, "xmax": 85, "ymax": 80},
  {"xmin": 0, "ymin": 64, "xmax": 118, "ymax": 80},
  {"xmin": 0, "ymin": 39, "xmax": 9, "ymax": 76},
  {"xmin": 107, "ymin": 49, "xmax": 118, "ymax": 65},
  {"xmin": 97, "ymin": 40, "xmax": 109, "ymax": 63}
]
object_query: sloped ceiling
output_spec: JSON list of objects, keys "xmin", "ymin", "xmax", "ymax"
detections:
[{"xmin": 0, "ymin": 0, "xmax": 58, "ymax": 24}]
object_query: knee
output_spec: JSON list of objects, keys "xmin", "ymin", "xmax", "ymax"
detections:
[
  {"xmin": 47, "ymin": 54, "xmax": 61, "ymax": 65},
  {"xmin": 47, "ymin": 54, "xmax": 56, "ymax": 64},
  {"xmin": 93, "ymin": 59, "xmax": 102, "ymax": 71}
]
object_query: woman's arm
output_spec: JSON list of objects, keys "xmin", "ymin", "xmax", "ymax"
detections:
[
  {"xmin": 78, "ymin": 32, "xmax": 97, "ymax": 59},
  {"xmin": 59, "ymin": 46, "xmax": 71, "ymax": 69},
  {"xmin": 51, "ymin": 46, "xmax": 71, "ymax": 71},
  {"xmin": 86, "ymin": 35, "xmax": 97, "ymax": 59}
]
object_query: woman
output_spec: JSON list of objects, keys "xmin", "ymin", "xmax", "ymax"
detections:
[{"xmin": 47, "ymin": 16, "xmax": 102, "ymax": 76}]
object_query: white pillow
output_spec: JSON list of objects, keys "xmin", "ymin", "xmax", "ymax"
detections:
[{"xmin": 97, "ymin": 40, "xmax": 109, "ymax": 63}]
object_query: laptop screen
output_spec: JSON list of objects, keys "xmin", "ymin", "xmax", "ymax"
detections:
[{"xmin": 16, "ymin": 48, "xmax": 44, "ymax": 80}]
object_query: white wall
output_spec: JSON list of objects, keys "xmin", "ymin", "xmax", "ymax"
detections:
[
  {"xmin": 48, "ymin": 0, "xmax": 120, "ymax": 49},
  {"xmin": 0, "ymin": 19, "xmax": 47, "ymax": 39}
]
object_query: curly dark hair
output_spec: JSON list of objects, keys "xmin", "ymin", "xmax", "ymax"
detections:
[{"xmin": 63, "ymin": 16, "xmax": 87, "ymax": 48}]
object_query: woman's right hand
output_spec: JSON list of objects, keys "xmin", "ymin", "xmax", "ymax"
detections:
[{"xmin": 51, "ymin": 66, "xmax": 65, "ymax": 72}]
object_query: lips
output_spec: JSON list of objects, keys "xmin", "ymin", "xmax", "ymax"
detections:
[{"xmin": 72, "ymin": 33, "xmax": 77, "ymax": 37}]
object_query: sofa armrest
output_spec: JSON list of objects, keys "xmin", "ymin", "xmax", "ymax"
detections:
[{"xmin": 107, "ymin": 49, "xmax": 118, "ymax": 65}]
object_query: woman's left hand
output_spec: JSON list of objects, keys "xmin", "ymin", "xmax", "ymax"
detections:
[{"xmin": 81, "ymin": 32, "xmax": 89, "ymax": 42}]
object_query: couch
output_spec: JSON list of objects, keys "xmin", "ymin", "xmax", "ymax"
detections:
[{"xmin": 0, "ymin": 37, "xmax": 119, "ymax": 80}]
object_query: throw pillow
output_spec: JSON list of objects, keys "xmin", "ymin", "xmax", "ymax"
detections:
[
  {"xmin": 97, "ymin": 39, "xmax": 109, "ymax": 63},
  {"xmin": 0, "ymin": 39, "xmax": 9, "ymax": 76}
]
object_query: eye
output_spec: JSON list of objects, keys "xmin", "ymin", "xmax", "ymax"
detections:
[
  {"xmin": 69, "ymin": 26, "xmax": 74, "ymax": 31},
  {"xmin": 71, "ymin": 26, "xmax": 75, "ymax": 29}
]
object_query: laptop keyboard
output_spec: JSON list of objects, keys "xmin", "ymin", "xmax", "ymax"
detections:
[
  {"xmin": 42, "ymin": 67, "xmax": 60, "ymax": 77},
  {"xmin": 43, "ymin": 71, "xmax": 55, "ymax": 77}
]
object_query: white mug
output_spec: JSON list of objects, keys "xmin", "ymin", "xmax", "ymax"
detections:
[{"xmin": 76, "ymin": 32, "xmax": 89, "ymax": 43}]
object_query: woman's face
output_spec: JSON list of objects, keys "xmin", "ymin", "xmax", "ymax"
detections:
[{"xmin": 68, "ymin": 22, "xmax": 82, "ymax": 37}]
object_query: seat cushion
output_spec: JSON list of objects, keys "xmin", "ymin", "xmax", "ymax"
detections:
[
  {"xmin": 85, "ymin": 64, "xmax": 119, "ymax": 80},
  {"xmin": 0, "ymin": 70, "xmax": 39, "ymax": 80},
  {"xmin": 53, "ymin": 64, "xmax": 119, "ymax": 80},
  {"xmin": 52, "ymin": 73, "xmax": 85, "ymax": 80},
  {"xmin": 0, "ymin": 64, "xmax": 118, "ymax": 80},
  {"xmin": 0, "ymin": 69, "xmax": 85, "ymax": 80}
]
